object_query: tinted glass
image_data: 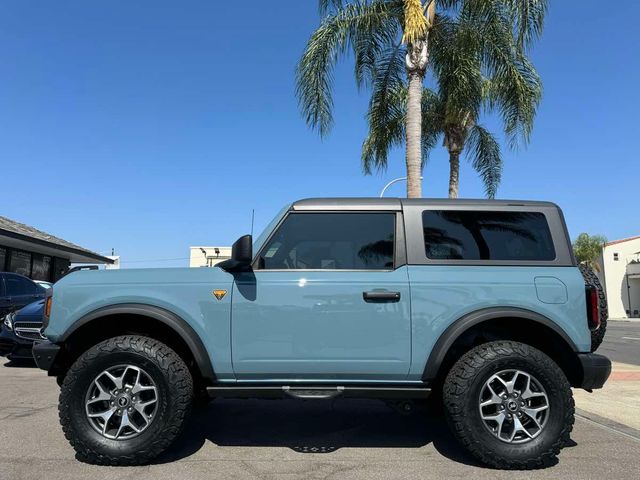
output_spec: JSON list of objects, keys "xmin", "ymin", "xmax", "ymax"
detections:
[
  {"xmin": 5, "ymin": 275, "xmax": 38, "ymax": 296},
  {"xmin": 0, "ymin": 247, "xmax": 6, "ymax": 270},
  {"xmin": 8, "ymin": 250, "xmax": 31, "ymax": 276},
  {"xmin": 260, "ymin": 213, "xmax": 395, "ymax": 270},
  {"xmin": 31, "ymin": 255, "xmax": 51, "ymax": 281},
  {"xmin": 422, "ymin": 210, "xmax": 555, "ymax": 261}
]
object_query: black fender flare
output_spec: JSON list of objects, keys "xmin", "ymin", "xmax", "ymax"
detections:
[
  {"xmin": 421, "ymin": 307, "xmax": 578, "ymax": 382},
  {"xmin": 60, "ymin": 303, "xmax": 215, "ymax": 382}
]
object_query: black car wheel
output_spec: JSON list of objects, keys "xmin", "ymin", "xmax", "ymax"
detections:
[
  {"xmin": 59, "ymin": 335, "xmax": 193, "ymax": 465},
  {"xmin": 443, "ymin": 341, "xmax": 574, "ymax": 469}
]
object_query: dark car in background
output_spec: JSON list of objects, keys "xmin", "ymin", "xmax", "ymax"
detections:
[
  {"xmin": 0, "ymin": 272, "xmax": 47, "ymax": 318},
  {"xmin": 1, "ymin": 299, "xmax": 46, "ymax": 360},
  {"xmin": 0, "ymin": 273, "xmax": 48, "ymax": 361}
]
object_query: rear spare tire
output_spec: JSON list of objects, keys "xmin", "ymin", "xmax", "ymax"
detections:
[{"xmin": 578, "ymin": 264, "xmax": 608, "ymax": 352}]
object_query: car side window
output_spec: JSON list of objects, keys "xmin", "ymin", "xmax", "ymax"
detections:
[
  {"xmin": 259, "ymin": 212, "xmax": 395, "ymax": 270},
  {"xmin": 422, "ymin": 210, "xmax": 556, "ymax": 261},
  {"xmin": 5, "ymin": 275, "xmax": 38, "ymax": 296}
]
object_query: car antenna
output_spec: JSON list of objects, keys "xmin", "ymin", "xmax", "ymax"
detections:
[{"xmin": 250, "ymin": 209, "xmax": 255, "ymax": 236}]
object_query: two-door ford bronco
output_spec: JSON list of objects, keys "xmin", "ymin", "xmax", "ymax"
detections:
[{"xmin": 34, "ymin": 198, "xmax": 611, "ymax": 468}]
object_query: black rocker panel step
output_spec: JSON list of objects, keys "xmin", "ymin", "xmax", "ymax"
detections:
[{"xmin": 206, "ymin": 385, "xmax": 431, "ymax": 400}]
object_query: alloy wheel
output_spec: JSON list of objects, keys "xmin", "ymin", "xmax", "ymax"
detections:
[
  {"xmin": 478, "ymin": 369, "xmax": 550, "ymax": 443},
  {"xmin": 84, "ymin": 364, "xmax": 158, "ymax": 440}
]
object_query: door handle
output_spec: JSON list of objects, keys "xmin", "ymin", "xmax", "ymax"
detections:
[{"xmin": 362, "ymin": 290, "xmax": 401, "ymax": 303}]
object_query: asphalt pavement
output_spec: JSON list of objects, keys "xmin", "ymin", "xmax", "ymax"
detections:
[
  {"xmin": 599, "ymin": 320, "xmax": 640, "ymax": 365},
  {"xmin": 1, "ymin": 356, "xmax": 639, "ymax": 480}
]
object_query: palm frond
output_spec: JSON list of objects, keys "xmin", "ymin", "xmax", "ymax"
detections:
[
  {"xmin": 421, "ymin": 88, "xmax": 443, "ymax": 163},
  {"xmin": 466, "ymin": 124, "xmax": 502, "ymax": 198},
  {"xmin": 429, "ymin": 13, "xmax": 481, "ymax": 122},
  {"xmin": 487, "ymin": 49, "xmax": 541, "ymax": 147},
  {"xmin": 296, "ymin": 1, "xmax": 401, "ymax": 137},
  {"xmin": 503, "ymin": 0, "xmax": 548, "ymax": 50},
  {"xmin": 353, "ymin": 8, "xmax": 401, "ymax": 89},
  {"xmin": 362, "ymin": 44, "xmax": 406, "ymax": 173},
  {"xmin": 463, "ymin": 5, "xmax": 542, "ymax": 147},
  {"xmin": 319, "ymin": 0, "xmax": 345, "ymax": 16}
]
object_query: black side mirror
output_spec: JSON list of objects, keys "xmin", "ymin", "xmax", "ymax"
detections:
[{"xmin": 217, "ymin": 234, "xmax": 253, "ymax": 272}]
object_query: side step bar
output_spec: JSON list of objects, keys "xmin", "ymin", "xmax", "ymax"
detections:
[{"xmin": 207, "ymin": 385, "xmax": 431, "ymax": 400}]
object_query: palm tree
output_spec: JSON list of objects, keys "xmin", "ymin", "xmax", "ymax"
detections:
[
  {"xmin": 297, "ymin": 1, "xmax": 547, "ymax": 198},
  {"xmin": 420, "ymin": 14, "xmax": 542, "ymax": 198}
]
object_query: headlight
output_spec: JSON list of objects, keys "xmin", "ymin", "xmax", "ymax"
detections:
[{"xmin": 3, "ymin": 313, "xmax": 14, "ymax": 331}]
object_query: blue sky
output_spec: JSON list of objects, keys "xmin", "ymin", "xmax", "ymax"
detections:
[{"xmin": 1, "ymin": 1, "xmax": 638, "ymax": 268}]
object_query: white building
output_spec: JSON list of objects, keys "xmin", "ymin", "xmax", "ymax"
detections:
[
  {"xmin": 598, "ymin": 236, "xmax": 640, "ymax": 319},
  {"xmin": 105, "ymin": 255, "xmax": 121, "ymax": 270},
  {"xmin": 189, "ymin": 246, "xmax": 231, "ymax": 268}
]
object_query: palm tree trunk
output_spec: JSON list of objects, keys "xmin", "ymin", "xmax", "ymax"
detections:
[
  {"xmin": 448, "ymin": 150, "xmax": 460, "ymax": 198},
  {"xmin": 405, "ymin": 70, "xmax": 424, "ymax": 198},
  {"xmin": 444, "ymin": 126, "xmax": 465, "ymax": 199},
  {"xmin": 404, "ymin": 35, "xmax": 428, "ymax": 198}
]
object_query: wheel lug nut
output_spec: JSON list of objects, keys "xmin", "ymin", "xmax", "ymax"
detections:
[{"xmin": 502, "ymin": 395, "xmax": 507, "ymax": 400}]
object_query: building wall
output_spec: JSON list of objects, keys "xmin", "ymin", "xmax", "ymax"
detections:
[
  {"xmin": 600, "ymin": 238, "xmax": 640, "ymax": 318},
  {"xmin": 105, "ymin": 256, "xmax": 121, "ymax": 270},
  {"xmin": 189, "ymin": 246, "xmax": 231, "ymax": 268},
  {"xmin": 0, "ymin": 245, "xmax": 69, "ymax": 282}
]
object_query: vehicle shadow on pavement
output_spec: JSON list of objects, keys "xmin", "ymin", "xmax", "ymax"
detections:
[
  {"xmin": 2, "ymin": 358, "xmax": 36, "ymax": 368},
  {"xmin": 156, "ymin": 398, "xmax": 496, "ymax": 467}
]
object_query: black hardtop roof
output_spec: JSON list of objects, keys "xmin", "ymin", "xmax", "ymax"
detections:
[{"xmin": 291, "ymin": 197, "xmax": 559, "ymax": 211}]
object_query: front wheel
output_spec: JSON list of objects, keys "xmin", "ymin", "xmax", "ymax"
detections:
[
  {"xmin": 443, "ymin": 341, "xmax": 574, "ymax": 469},
  {"xmin": 59, "ymin": 335, "xmax": 193, "ymax": 465}
]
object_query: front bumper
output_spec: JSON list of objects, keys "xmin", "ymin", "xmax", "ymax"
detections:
[
  {"xmin": 32, "ymin": 340, "xmax": 61, "ymax": 372},
  {"xmin": 577, "ymin": 353, "xmax": 611, "ymax": 390},
  {"xmin": 0, "ymin": 326, "xmax": 34, "ymax": 359}
]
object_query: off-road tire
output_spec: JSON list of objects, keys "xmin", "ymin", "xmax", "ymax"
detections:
[
  {"xmin": 59, "ymin": 335, "xmax": 193, "ymax": 465},
  {"xmin": 578, "ymin": 264, "xmax": 608, "ymax": 352},
  {"xmin": 443, "ymin": 341, "xmax": 574, "ymax": 469}
]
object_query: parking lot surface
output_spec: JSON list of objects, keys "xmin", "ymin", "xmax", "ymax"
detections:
[
  {"xmin": 1, "ymin": 358, "xmax": 639, "ymax": 480},
  {"xmin": 599, "ymin": 320, "xmax": 640, "ymax": 365}
]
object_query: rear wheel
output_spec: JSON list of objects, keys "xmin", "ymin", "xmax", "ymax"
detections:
[
  {"xmin": 59, "ymin": 335, "xmax": 193, "ymax": 465},
  {"xmin": 443, "ymin": 341, "xmax": 574, "ymax": 469}
]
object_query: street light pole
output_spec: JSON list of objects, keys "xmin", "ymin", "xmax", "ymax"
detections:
[{"xmin": 379, "ymin": 176, "xmax": 424, "ymax": 197}]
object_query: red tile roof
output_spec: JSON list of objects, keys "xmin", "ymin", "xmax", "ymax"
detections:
[{"xmin": 605, "ymin": 236, "xmax": 640, "ymax": 247}]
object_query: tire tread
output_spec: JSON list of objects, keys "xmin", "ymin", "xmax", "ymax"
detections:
[
  {"xmin": 59, "ymin": 335, "xmax": 193, "ymax": 466},
  {"xmin": 443, "ymin": 340, "xmax": 575, "ymax": 470}
]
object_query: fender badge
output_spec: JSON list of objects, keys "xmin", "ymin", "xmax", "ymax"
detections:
[{"xmin": 212, "ymin": 289, "xmax": 227, "ymax": 301}]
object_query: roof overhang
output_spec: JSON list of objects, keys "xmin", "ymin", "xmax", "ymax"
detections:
[{"xmin": 0, "ymin": 229, "xmax": 114, "ymax": 264}]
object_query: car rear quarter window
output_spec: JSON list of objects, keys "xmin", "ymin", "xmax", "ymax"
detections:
[
  {"xmin": 259, "ymin": 212, "xmax": 395, "ymax": 270},
  {"xmin": 5, "ymin": 275, "xmax": 39, "ymax": 296},
  {"xmin": 422, "ymin": 210, "xmax": 556, "ymax": 261}
]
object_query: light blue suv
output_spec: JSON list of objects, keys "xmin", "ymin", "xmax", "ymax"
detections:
[{"xmin": 34, "ymin": 198, "xmax": 611, "ymax": 468}]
